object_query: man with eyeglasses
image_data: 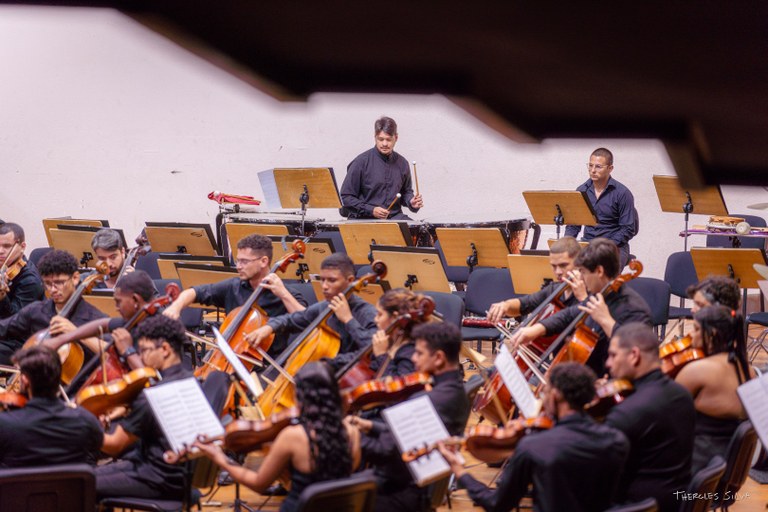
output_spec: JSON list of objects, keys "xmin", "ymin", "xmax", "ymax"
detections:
[
  {"xmin": 163, "ymin": 234, "xmax": 307, "ymax": 358},
  {"xmin": 0, "ymin": 222, "xmax": 44, "ymax": 319},
  {"xmin": 0, "ymin": 249, "xmax": 106, "ymax": 365},
  {"xmin": 565, "ymin": 148, "xmax": 637, "ymax": 269}
]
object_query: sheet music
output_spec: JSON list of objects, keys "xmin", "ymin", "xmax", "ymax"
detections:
[
  {"xmin": 213, "ymin": 327, "xmax": 263, "ymax": 398},
  {"xmin": 144, "ymin": 377, "xmax": 225, "ymax": 456},
  {"xmin": 382, "ymin": 395, "xmax": 451, "ymax": 487},
  {"xmin": 737, "ymin": 371, "xmax": 768, "ymax": 449},
  {"xmin": 495, "ymin": 344, "xmax": 539, "ymax": 418},
  {"xmin": 257, "ymin": 169, "xmax": 281, "ymax": 209}
]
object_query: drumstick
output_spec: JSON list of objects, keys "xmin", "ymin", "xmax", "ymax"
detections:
[
  {"xmin": 386, "ymin": 193, "xmax": 401, "ymax": 211},
  {"xmin": 412, "ymin": 161, "xmax": 420, "ymax": 196}
]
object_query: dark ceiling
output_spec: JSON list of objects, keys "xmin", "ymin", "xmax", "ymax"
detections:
[{"xmin": 17, "ymin": 1, "xmax": 768, "ymax": 187}]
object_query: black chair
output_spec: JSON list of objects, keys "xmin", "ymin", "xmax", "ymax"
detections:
[
  {"xmin": 292, "ymin": 281, "xmax": 320, "ymax": 307},
  {"xmin": 679, "ymin": 455, "xmax": 727, "ymax": 512},
  {"xmin": 713, "ymin": 420, "xmax": 758, "ymax": 511},
  {"xmin": 153, "ymin": 278, "xmax": 204, "ymax": 331},
  {"xmin": 434, "ymin": 239, "xmax": 470, "ymax": 287},
  {"xmin": 663, "ymin": 251, "xmax": 698, "ymax": 322},
  {"xmin": 29, "ymin": 246, "xmax": 53, "ymax": 268},
  {"xmin": 624, "ymin": 277, "xmax": 671, "ymax": 339},
  {"xmin": 135, "ymin": 251, "xmax": 161, "ymax": 280},
  {"xmin": 0, "ymin": 463, "xmax": 95, "ymax": 512},
  {"xmin": 603, "ymin": 497, "xmax": 657, "ymax": 512},
  {"xmin": 706, "ymin": 213, "xmax": 767, "ymax": 250},
  {"xmin": 461, "ymin": 268, "xmax": 520, "ymax": 353},
  {"xmin": 745, "ymin": 312, "xmax": 768, "ymax": 363},
  {"xmin": 423, "ymin": 290, "xmax": 465, "ymax": 328},
  {"xmin": 296, "ymin": 472, "xmax": 376, "ymax": 512}
]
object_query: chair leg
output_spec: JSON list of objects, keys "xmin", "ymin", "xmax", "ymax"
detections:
[{"xmin": 747, "ymin": 328, "xmax": 768, "ymax": 363}]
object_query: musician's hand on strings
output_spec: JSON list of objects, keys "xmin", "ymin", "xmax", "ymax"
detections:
[
  {"xmin": 578, "ymin": 293, "xmax": 616, "ymax": 336},
  {"xmin": 564, "ymin": 269, "xmax": 588, "ymax": 302},
  {"xmin": 344, "ymin": 415, "xmax": 373, "ymax": 434},
  {"xmin": 329, "ymin": 293, "xmax": 353, "ymax": 324},
  {"xmin": 437, "ymin": 442, "xmax": 466, "ymax": 476},
  {"xmin": 260, "ymin": 273, "xmax": 290, "ymax": 300},
  {"xmin": 112, "ymin": 328, "xmax": 134, "ymax": 356},
  {"xmin": 49, "ymin": 315, "xmax": 76, "ymax": 336},
  {"xmin": 487, "ymin": 300, "xmax": 511, "ymax": 324},
  {"xmin": 509, "ymin": 324, "xmax": 545, "ymax": 349},
  {"xmin": 192, "ymin": 440, "xmax": 229, "ymax": 466},
  {"xmin": 244, "ymin": 325, "xmax": 274, "ymax": 348},
  {"xmin": 410, "ymin": 194, "xmax": 424, "ymax": 209},
  {"xmin": 372, "ymin": 330, "xmax": 389, "ymax": 357}
]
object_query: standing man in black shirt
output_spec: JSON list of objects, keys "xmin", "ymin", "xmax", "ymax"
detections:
[
  {"xmin": 91, "ymin": 228, "xmax": 131, "ymax": 290},
  {"xmin": 604, "ymin": 322, "xmax": 695, "ymax": 512},
  {"xmin": 0, "ymin": 249, "xmax": 106, "ymax": 365},
  {"xmin": 0, "ymin": 345, "xmax": 103, "ymax": 468},
  {"xmin": 440, "ymin": 363, "xmax": 629, "ymax": 512},
  {"xmin": 0, "ymin": 222, "xmax": 44, "ymax": 319},
  {"xmin": 97, "ymin": 314, "xmax": 195, "ymax": 500},
  {"xmin": 164, "ymin": 234, "xmax": 306, "ymax": 358},
  {"xmin": 340, "ymin": 116, "xmax": 424, "ymax": 220}
]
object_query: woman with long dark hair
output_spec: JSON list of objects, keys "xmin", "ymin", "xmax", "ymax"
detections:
[{"xmin": 193, "ymin": 361, "xmax": 360, "ymax": 511}]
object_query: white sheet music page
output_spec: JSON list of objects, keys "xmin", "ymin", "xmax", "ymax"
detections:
[
  {"xmin": 144, "ymin": 377, "xmax": 225, "ymax": 458},
  {"xmin": 737, "ymin": 371, "xmax": 768, "ymax": 448},
  {"xmin": 495, "ymin": 343, "xmax": 539, "ymax": 418},
  {"xmin": 382, "ymin": 395, "xmax": 451, "ymax": 487},
  {"xmin": 213, "ymin": 327, "xmax": 263, "ymax": 398}
]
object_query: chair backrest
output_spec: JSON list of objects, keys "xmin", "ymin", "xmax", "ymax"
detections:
[
  {"xmin": 706, "ymin": 214, "xmax": 767, "ymax": 249},
  {"xmin": 153, "ymin": 278, "xmax": 203, "ymax": 330},
  {"xmin": 603, "ymin": 497, "xmax": 658, "ymax": 512},
  {"xmin": 423, "ymin": 291, "xmax": 465, "ymax": 327},
  {"xmin": 463, "ymin": 268, "xmax": 516, "ymax": 315},
  {"xmin": 29, "ymin": 247, "xmax": 54, "ymax": 268},
  {"xmin": 0, "ymin": 463, "xmax": 95, "ymax": 512},
  {"xmin": 314, "ymin": 230, "xmax": 347, "ymax": 254},
  {"xmin": 296, "ymin": 473, "xmax": 377, "ymax": 512},
  {"xmin": 714, "ymin": 420, "xmax": 758, "ymax": 508},
  {"xmin": 679, "ymin": 455, "xmax": 727, "ymax": 512},
  {"xmin": 664, "ymin": 251, "xmax": 698, "ymax": 298},
  {"xmin": 135, "ymin": 251, "xmax": 161, "ymax": 279},
  {"xmin": 463, "ymin": 374, "xmax": 484, "ymax": 403},
  {"xmin": 624, "ymin": 277, "xmax": 671, "ymax": 328},
  {"xmin": 292, "ymin": 282, "xmax": 319, "ymax": 307},
  {"xmin": 434, "ymin": 239, "xmax": 470, "ymax": 284}
]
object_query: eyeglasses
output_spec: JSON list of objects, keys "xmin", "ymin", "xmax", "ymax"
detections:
[
  {"xmin": 139, "ymin": 345, "xmax": 161, "ymax": 356},
  {"xmin": 43, "ymin": 279, "xmax": 71, "ymax": 290},
  {"xmin": 586, "ymin": 163, "xmax": 609, "ymax": 170},
  {"xmin": 235, "ymin": 258, "xmax": 259, "ymax": 267}
]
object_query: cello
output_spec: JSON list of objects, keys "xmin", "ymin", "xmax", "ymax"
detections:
[{"xmin": 256, "ymin": 261, "xmax": 387, "ymax": 416}]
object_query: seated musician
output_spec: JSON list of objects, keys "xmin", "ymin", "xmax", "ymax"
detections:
[
  {"xmin": 91, "ymin": 228, "xmax": 132, "ymax": 290},
  {"xmin": 194, "ymin": 361, "xmax": 361, "ymax": 511},
  {"xmin": 687, "ymin": 275, "xmax": 740, "ymax": 313},
  {"xmin": 96, "ymin": 314, "xmax": 196, "ymax": 500},
  {"xmin": 487, "ymin": 236, "xmax": 586, "ymax": 324},
  {"xmin": 348, "ymin": 322, "xmax": 470, "ymax": 512},
  {"xmin": 439, "ymin": 363, "xmax": 630, "ymax": 512},
  {"xmin": 164, "ymin": 234, "xmax": 307, "ymax": 357},
  {"xmin": 0, "ymin": 222, "xmax": 44, "ymax": 320},
  {"xmin": 676, "ymin": 305, "xmax": 755, "ymax": 474},
  {"xmin": 510, "ymin": 237, "xmax": 651, "ymax": 375},
  {"xmin": 0, "ymin": 249, "xmax": 106, "ymax": 365},
  {"xmin": 245, "ymin": 253, "xmax": 377, "ymax": 362},
  {"xmin": 604, "ymin": 322, "xmax": 695, "ymax": 512},
  {"xmin": 0, "ymin": 345, "xmax": 103, "ymax": 467}
]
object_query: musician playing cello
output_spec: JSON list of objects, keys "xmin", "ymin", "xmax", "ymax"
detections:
[
  {"xmin": 510, "ymin": 238, "xmax": 651, "ymax": 374},
  {"xmin": 91, "ymin": 228, "xmax": 132, "ymax": 290},
  {"xmin": 487, "ymin": 237, "xmax": 586, "ymax": 324},
  {"xmin": 440, "ymin": 363, "xmax": 629, "ymax": 512},
  {"xmin": 0, "ymin": 222, "xmax": 44, "ymax": 320},
  {"xmin": 164, "ymin": 234, "xmax": 307, "ymax": 357}
]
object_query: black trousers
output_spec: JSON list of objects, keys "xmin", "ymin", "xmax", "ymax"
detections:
[{"xmin": 96, "ymin": 460, "xmax": 173, "ymax": 500}]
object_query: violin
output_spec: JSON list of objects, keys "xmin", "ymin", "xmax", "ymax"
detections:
[
  {"xmin": 585, "ymin": 379, "xmax": 634, "ymax": 419},
  {"xmin": 0, "ymin": 391, "xmax": 27, "ymax": 411},
  {"xmin": 0, "ymin": 243, "xmax": 26, "ymax": 295},
  {"xmin": 256, "ymin": 261, "xmax": 387, "ymax": 417},
  {"xmin": 76, "ymin": 367, "xmax": 159, "ymax": 417},
  {"xmin": 343, "ymin": 371, "xmax": 432, "ymax": 413},
  {"xmin": 659, "ymin": 335, "xmax": 705, "ymax": 377}
]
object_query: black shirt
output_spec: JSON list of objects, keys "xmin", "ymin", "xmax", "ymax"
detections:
[
  {"xmin": 459, "ymin": 413, "xmax": 629, "ymax": 512},
  {"xmin": 565, "ymin": 176, "xmax": 636, "ymax": 247},
  {"xmin": 340, "ymin": 147, "xmax": 419, "ymax": 219},
  {"xmin": 193, "ymin": 277, "xmax": 307, "ymax": 356},
  {"xmin": 369, "ymin": 343, "xmax": 416, "ymax": 379},
  {"xmin": 0, "ymin": 260, "xmax": 44, "ymax": 319},
  {"xmin": 0, "ymin": 396, "xmax": 103, "ymax": 468},
  {"xmin": 539, "ymin": 285, "xmax": 652, "ymax": 375},
  {"xmin": 605, "ymin": 369, "xmax": 696, "ymax": 512}
]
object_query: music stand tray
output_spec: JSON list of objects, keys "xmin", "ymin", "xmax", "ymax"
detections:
[
  {"xmin": 258, "ymin": 167, "xmax": 342, "ymax": 209},
  {"xmin": 83, "ymin": 290, "xmax": 115, "ymax": 316},
  {"xmin": 268, "ymin": 235, "xmax": 335, "ymax": 281},
  {"xmin": 337, "ymin": 222, "xmax": 412, "ymax": 265},
  {"xmin": 157, "ymin": 254, "xmax": 229, "ymax": 280},
  {"xmin": 652, "ymin": 175, "xmax": 728, "ymax": 216},
  {"xmin": 225, "ymin": 223, "xmax": 291, "ymax": 260},
  {"xmin": 522, "ymin": 190, "xmax": 597, "ymax": 238},
  {"xmin": 436, "ymin": 227, "xmax": 510, "ymax": 269},
  {"xmin": 370, "ymin": 245, "xmax": 451, "ymax": 293},
  {"xmin": 49, "ymin": 225, "xmax": 126, "ymax": 269},
  {"xmin": 507, "ymin": 255, "xmax": 552, "ymax": 295},
  {"xmin": 690, "ymin": 248, "xmax": 767, "ymax": 289},
  {"xmin": 546, "ymin": 238, "xmax": 589, "ymax": 249},
  {"xmin": 145, "ymin": 222, "xmax": 218, "ymax": 256},
  {"xmin": 175, "ymin": 263, "xmax": 239, "ymax": 308},
  {"xmin": 309, "ymin": 277, "xmax": 391, "ymax": 306},
  {"xmin": 42, "ymin": 217, "xmax": 109, "ymax": 246}
]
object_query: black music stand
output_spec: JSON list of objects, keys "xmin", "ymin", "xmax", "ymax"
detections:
[
  {"xmin": 436, "ymin": 227, "xmax": 510, "ymax": 273},
  {"xmin": 145, "ymin": 222, "xmax": 218, "ymax": 256},
  {"xmin": 370, "ymin": 245, "xmax": 451, "ymax": 293},
  {"xmin": 336, "ymin": 221, "xmax": 412, "ymax": 265},
  {"xmin": 652, "ymin": 175, "xmax": 728, "ymax": 251},
  {"xmin": 522, "ymin": 191, "xmax": 597, "ymax": 239},
  {"xmin": 268, "ymin": 235, "xmax": 334, "ymax": 281},
  {"xmin": 49, "ymin": 225, "xmax": 127, "ymax": 269}
]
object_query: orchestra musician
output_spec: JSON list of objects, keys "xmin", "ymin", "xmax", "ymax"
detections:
[
  {"xmin": 164, "ymin": 234, "xmax": 307, "ymax": 357},
  {"xmin": 245, "ymin": 253, "xmax": 377, "ymax": 359},
  {"xmin": 193, "ymin": 361, "xmax": 361, "ymax": 511},
  {"xmin": 487, "ymin": 236, "xmax": 586, "ymax": 324},
  {"xmin": 96, "ymin": 315, "xmax": 198, "ymax": 500},
  {"xmin": 604, "ymin": 322, "xmax": 695, "ymax": 512},
  {"xmin": 91, "ymin": 228, "xmax": 132, "ymax": 290},
  {"xmin": 0, "ymin": 345, "xmax": 103, "ymax": 468},
  {"xmin": 564, "ymin": 148, "xmax": 637, "ymax": 269},
  {"xmin": 339, "ymin": 116, "xmax": 423, "ymax": 220},
  {"xmin": 510, "ymin": 238, "xmax": 651, "ymax": 375},
  {"xmin": 687, "ymin": 275, "xmax": 740, "ymax": 313},
  {"xmin": 0, "ymin": 222, "xmax": 44, "ymax": 320},
  {"xmin": 348, "ymin": 322, "xmax": 470, "ymax": 512},
  {"xmin": 0, "ymin": 249, "xmax": 106, "ymax": 365},
  {"xmin": 676, "ymin": 305, "xmax": 755, "ymax": 474},
  {"xmin": 439, "ymin": 363, "xmax": 630, "ymax": 512}
]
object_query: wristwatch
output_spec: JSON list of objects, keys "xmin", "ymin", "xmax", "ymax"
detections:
[{"xmin": 119, "ymin": 346, "xmax": 137, "ymax": 364}]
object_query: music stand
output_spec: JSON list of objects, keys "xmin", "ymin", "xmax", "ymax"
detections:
[
  {"xmin": 690, "ymin": 247, "xmax": 767, "ymax": 317},
  {"xmin": 309, "ymin": 277, "xmax": 391, "ymax": 306},
  {"xmin": 546, "ymin": 238, "xmax": 589, "ymax": 249},
  {"xmin": 42, "ymin": 217, "xmax": 109, "ymax": 246},
  {"xmin": 49, "ymin": 225, "xmax": 127, "ymax": 269},
  {"xmin": 436, "ymin": 227, "xmax": 510, "ymax": 272},
  {"xmin": 370, "ymin": 246, "xmax": 451, "ymax": 293},
  {"xmin": 337, "ymin": 222, "xmax": 411, "ymax": 265},
  {"xmin": 175, "ymin": 263, "xmax": 239, "ymax": 308},
  {"xmin": 83, "ymin": 290, "xmax": 115, "ymax": 316},
  {"xmin": 268, "ymin": 235, "xmax": 334, "ymax": 282},
  {"xmin": 157, "ymin": 254, "xmax": 229, "ymax": 280},
  {"xmin": 225, "ymin": 223, "xmax": 292, "ymax": 260},
  {"xmin": 507, "ymin": 255, "xmax": 552, "ymax": 295},
  {"xmin": 522, "ymin": 191, "xmax": 597, "ymax": 239},
  {"xmin": 258, "ymin": 167, "xmax": 342, "ymax": 236},
  {"xmin": 652, "ymin": 175, "xmax": 728, "ymax": 251},
  {"xmin": 145, "ymin": 222, "xmax": 218, "ymax": 256}
]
